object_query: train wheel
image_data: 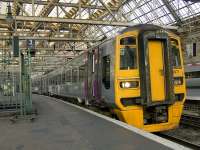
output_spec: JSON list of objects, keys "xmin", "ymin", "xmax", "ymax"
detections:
[
  {"xmin": 85, "ymin": 99, "xmax": 90, "ymax": 106},
  {"xmin": 77, "ymin": 97, "xmax": 83, "ymax": 104}
]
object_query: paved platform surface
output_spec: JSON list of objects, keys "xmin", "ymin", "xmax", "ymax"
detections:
[
  {"xmin": 187, "ymin": 89, "xmax": 200, "ymax": 100},
  {"xmin": 0, "ymin": 95, "xmax": 187, "ymax": 150},
  {"xmin": 187, "ymin": 88, "xmax": 200, "ymax": 97}
]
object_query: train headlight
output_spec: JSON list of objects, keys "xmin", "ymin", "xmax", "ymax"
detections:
[
  {"xmin": 120, "ymin": 81, "xmax": 139, "ymax": 88},
  {"xmin": 174, "ymin": 77, "xmax": 183, "ymax": 85}
]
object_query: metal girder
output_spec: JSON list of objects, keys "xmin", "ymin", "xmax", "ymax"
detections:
[
  {"xmin": 12, "ymin": 0, "xmax": 25, "ymax": 16},
  {"xmin": 51, "ymin": 0, "xmax": 90, "ymax": 55},
  {"xmin": 98, "ymin": 0, "xmax": 117, "ymax": 21},
  {"xmin": 59, "ymin": 6, "xmax": 72, "ymax": 18},
  {"xmin": 0, "ymin": 47, "xmax": 85, "ymax": 51},
  {"xmin": 31, "ymin": 0, "xmax": 59, "ymax": 32},
  {"xmin": 0, "ymin": 15, "xmax": 134, "ymax": 26},
  {"xmin": 181, "ymin": 14, "xmax": 200, "ymax": 27},
  {"xmin": 0, "ymin": 22, "xmax": 70, "ymax": 31},
  {"xmin": 161, "ymin": 0, "xmax": 182, "ymax": 26},
  {"xmin": 180, "ymin": 31, "xmax": 200, "ymax": 39},
  {"xmin": 32, "ymin": 55, "xmax": 75, "ymax": 57},
  {"xmin": 77, "ymin": 0, "xmax": 129, "ymax": 37},
  {"xmin": 0, "ymin": 0, "xmax": 118, "ymax": 11},
  {"xmin": 0, "ymin": 35, "xmax": 101, "ymax": 41},
  {"xmin": 32, "ymin": 68, "xmax": 58, "ymax": 71},
  {"xmin": 12, "ymin": 0, "xmax": 18, "ymax": 16},
  {"xmin": 31, "ymin": 63, "xmax": 68, "ymax": 65},
  {"xmin": 16, "ymin": 2, "xmax": 29, "ymax": 16}
]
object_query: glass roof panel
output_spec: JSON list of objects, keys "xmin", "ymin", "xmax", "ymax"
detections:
[
  {"xmin": 0, "ymin": 0, "xmax": 200, "ymax": 57},
  {"xmin": 169, "ymin": 0, "xmax": 200, "ymax": 20},
  {"xmin": 0, "ymin": 2, "xmax": 6, "ymax": 14}
]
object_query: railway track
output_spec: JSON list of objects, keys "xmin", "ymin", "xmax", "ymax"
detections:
[
  {"xmin": 156, "ymin": 133, "xmax": 200, "ymax": 150},
  {"xmin": 181, "ymin": 114, "xmax": 200, "ymax": 128}
]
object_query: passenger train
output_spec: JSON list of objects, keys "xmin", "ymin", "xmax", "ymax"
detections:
[
  {"xmin": 32, "ymin": 24, "xmax": 186, "ymax": 132},
  {"xmin": 185, "ymin": 65, "xmax": 200, "ymax": 88}
]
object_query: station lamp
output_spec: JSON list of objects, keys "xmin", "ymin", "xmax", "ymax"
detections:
[{"xmin": 6, "ymin": 3, "xmax": 13, "ymax": 24}]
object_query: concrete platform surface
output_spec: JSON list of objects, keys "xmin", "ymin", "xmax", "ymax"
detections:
[
  {"xmin": 187, "ymin": 88, "xmax": 200, "ymax": 97},
  {"xmin": 187, "ymin": 88, "xmax": 200, "ymax": 100},
  {"xmin": 0, "ymin": 95, "xmax": 187, "ymax": 150}
]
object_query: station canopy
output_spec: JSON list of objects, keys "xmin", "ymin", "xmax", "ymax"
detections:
[{"xmin": 0, "ymin": 0, "xmax": 199, "ymax": 75}]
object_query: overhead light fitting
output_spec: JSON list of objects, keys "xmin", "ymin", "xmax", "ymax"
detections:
[{"xmin": 6, "ymin": 3, "xmax": 13, "ymax": 24}]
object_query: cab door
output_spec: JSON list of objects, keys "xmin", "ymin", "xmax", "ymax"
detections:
[{"xmin": 148, "ymin": 40, "xmax": 165, "ymax": 102}]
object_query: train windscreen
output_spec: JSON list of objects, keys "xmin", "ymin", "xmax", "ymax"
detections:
[
  {"xmin": 120, "ymin": 47, "xmax": 137, "ymax": 70},
  {"xmin": 171, "ymin": 39, "xmax": 181, "ymax": 68}
]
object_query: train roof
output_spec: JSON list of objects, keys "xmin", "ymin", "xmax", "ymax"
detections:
[{"xmin": 120, "ymin": 24, "xmax": 178, "ymax": 35}]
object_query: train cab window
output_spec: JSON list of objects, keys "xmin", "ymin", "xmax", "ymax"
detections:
[
  {"xmin": 102, "ymin": 55, "xmax": 110, "ymax": 89},
  {"xmin": 120, "ymin": 37, "xmax": 136, "ymax": 45},
  {"xmin": 120, "ymin": 46, "xmax": 137, "ymax": 70},
  {"xmin": 171, "ymin": 39, "xmax": 181, "ymax": 67}
]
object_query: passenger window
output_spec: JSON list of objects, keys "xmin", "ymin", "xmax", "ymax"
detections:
[
  {"xmin": 65, "ymin": 70, "xmax": 71, "ymax": 82},
  {"xmin": 52, "ymin": 77, "xmax": 54, "ymax": 85},
  {"xmin": 53, "ymin": 76, "xmax": 56, "ymax": 85},
  {"xmin": 65, "ymin": 71, "xmax": 68, "ymax": 82},
  {"xmin": 58, "ymin": 74, "xmax": 61, "ymax": 84},
  {"xmin": 56, "ymin": 75, "xmax": 59, "ymax": 85},
  {"xmin": 171, "ymin": 39, "xmax": 181, "ymax": 67},
  {"xmin": 102, "ymin": 55, "xmax": 110, "ymax": 89},
  {"xmin": 120, "ymin": 46, "xmax": 137, "ymax": 70},
  {"xmin": 79, "ymin": 65, "xmax": 85, "ymax": 82},
  {"xmin": 120, "ymin": 37, "xmax": 136, "ymax": 45},
  {"xmin": 72, "ymin": 69, "xmax": 78, "ymax": 83},
  {"xmin": 62, "ymin": 72, "xmax": 65, "ymax": 83}
]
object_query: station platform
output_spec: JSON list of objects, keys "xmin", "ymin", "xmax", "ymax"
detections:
[
  {"xmin": 0, "ymin": 95, "xmax": 189, "ymax": 150},
  {"xmin": 187, "ymin": 88, "xmax": 200, "ymax": 100}
]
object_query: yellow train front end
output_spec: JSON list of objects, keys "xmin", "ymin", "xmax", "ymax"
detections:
[{"xmin": 113, "ymin": 25, "xmax": 186, "ymax": 132}]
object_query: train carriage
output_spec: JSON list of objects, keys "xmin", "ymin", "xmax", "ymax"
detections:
[{"xmin": 32, "ymin": 24, "xmax": 186, "ymax": 132}]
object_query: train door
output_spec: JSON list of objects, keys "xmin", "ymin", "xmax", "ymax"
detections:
[
  {"xmin": 148, "ymin": 40, "xmax": 165, "ymax": 102},
  {"xmin": 86, "ymin": 49, "xmax": 100, "ymax": 103},
  {"xmin": 139, "ymin": 32, "xmax": 174, "ymax": 105}
]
